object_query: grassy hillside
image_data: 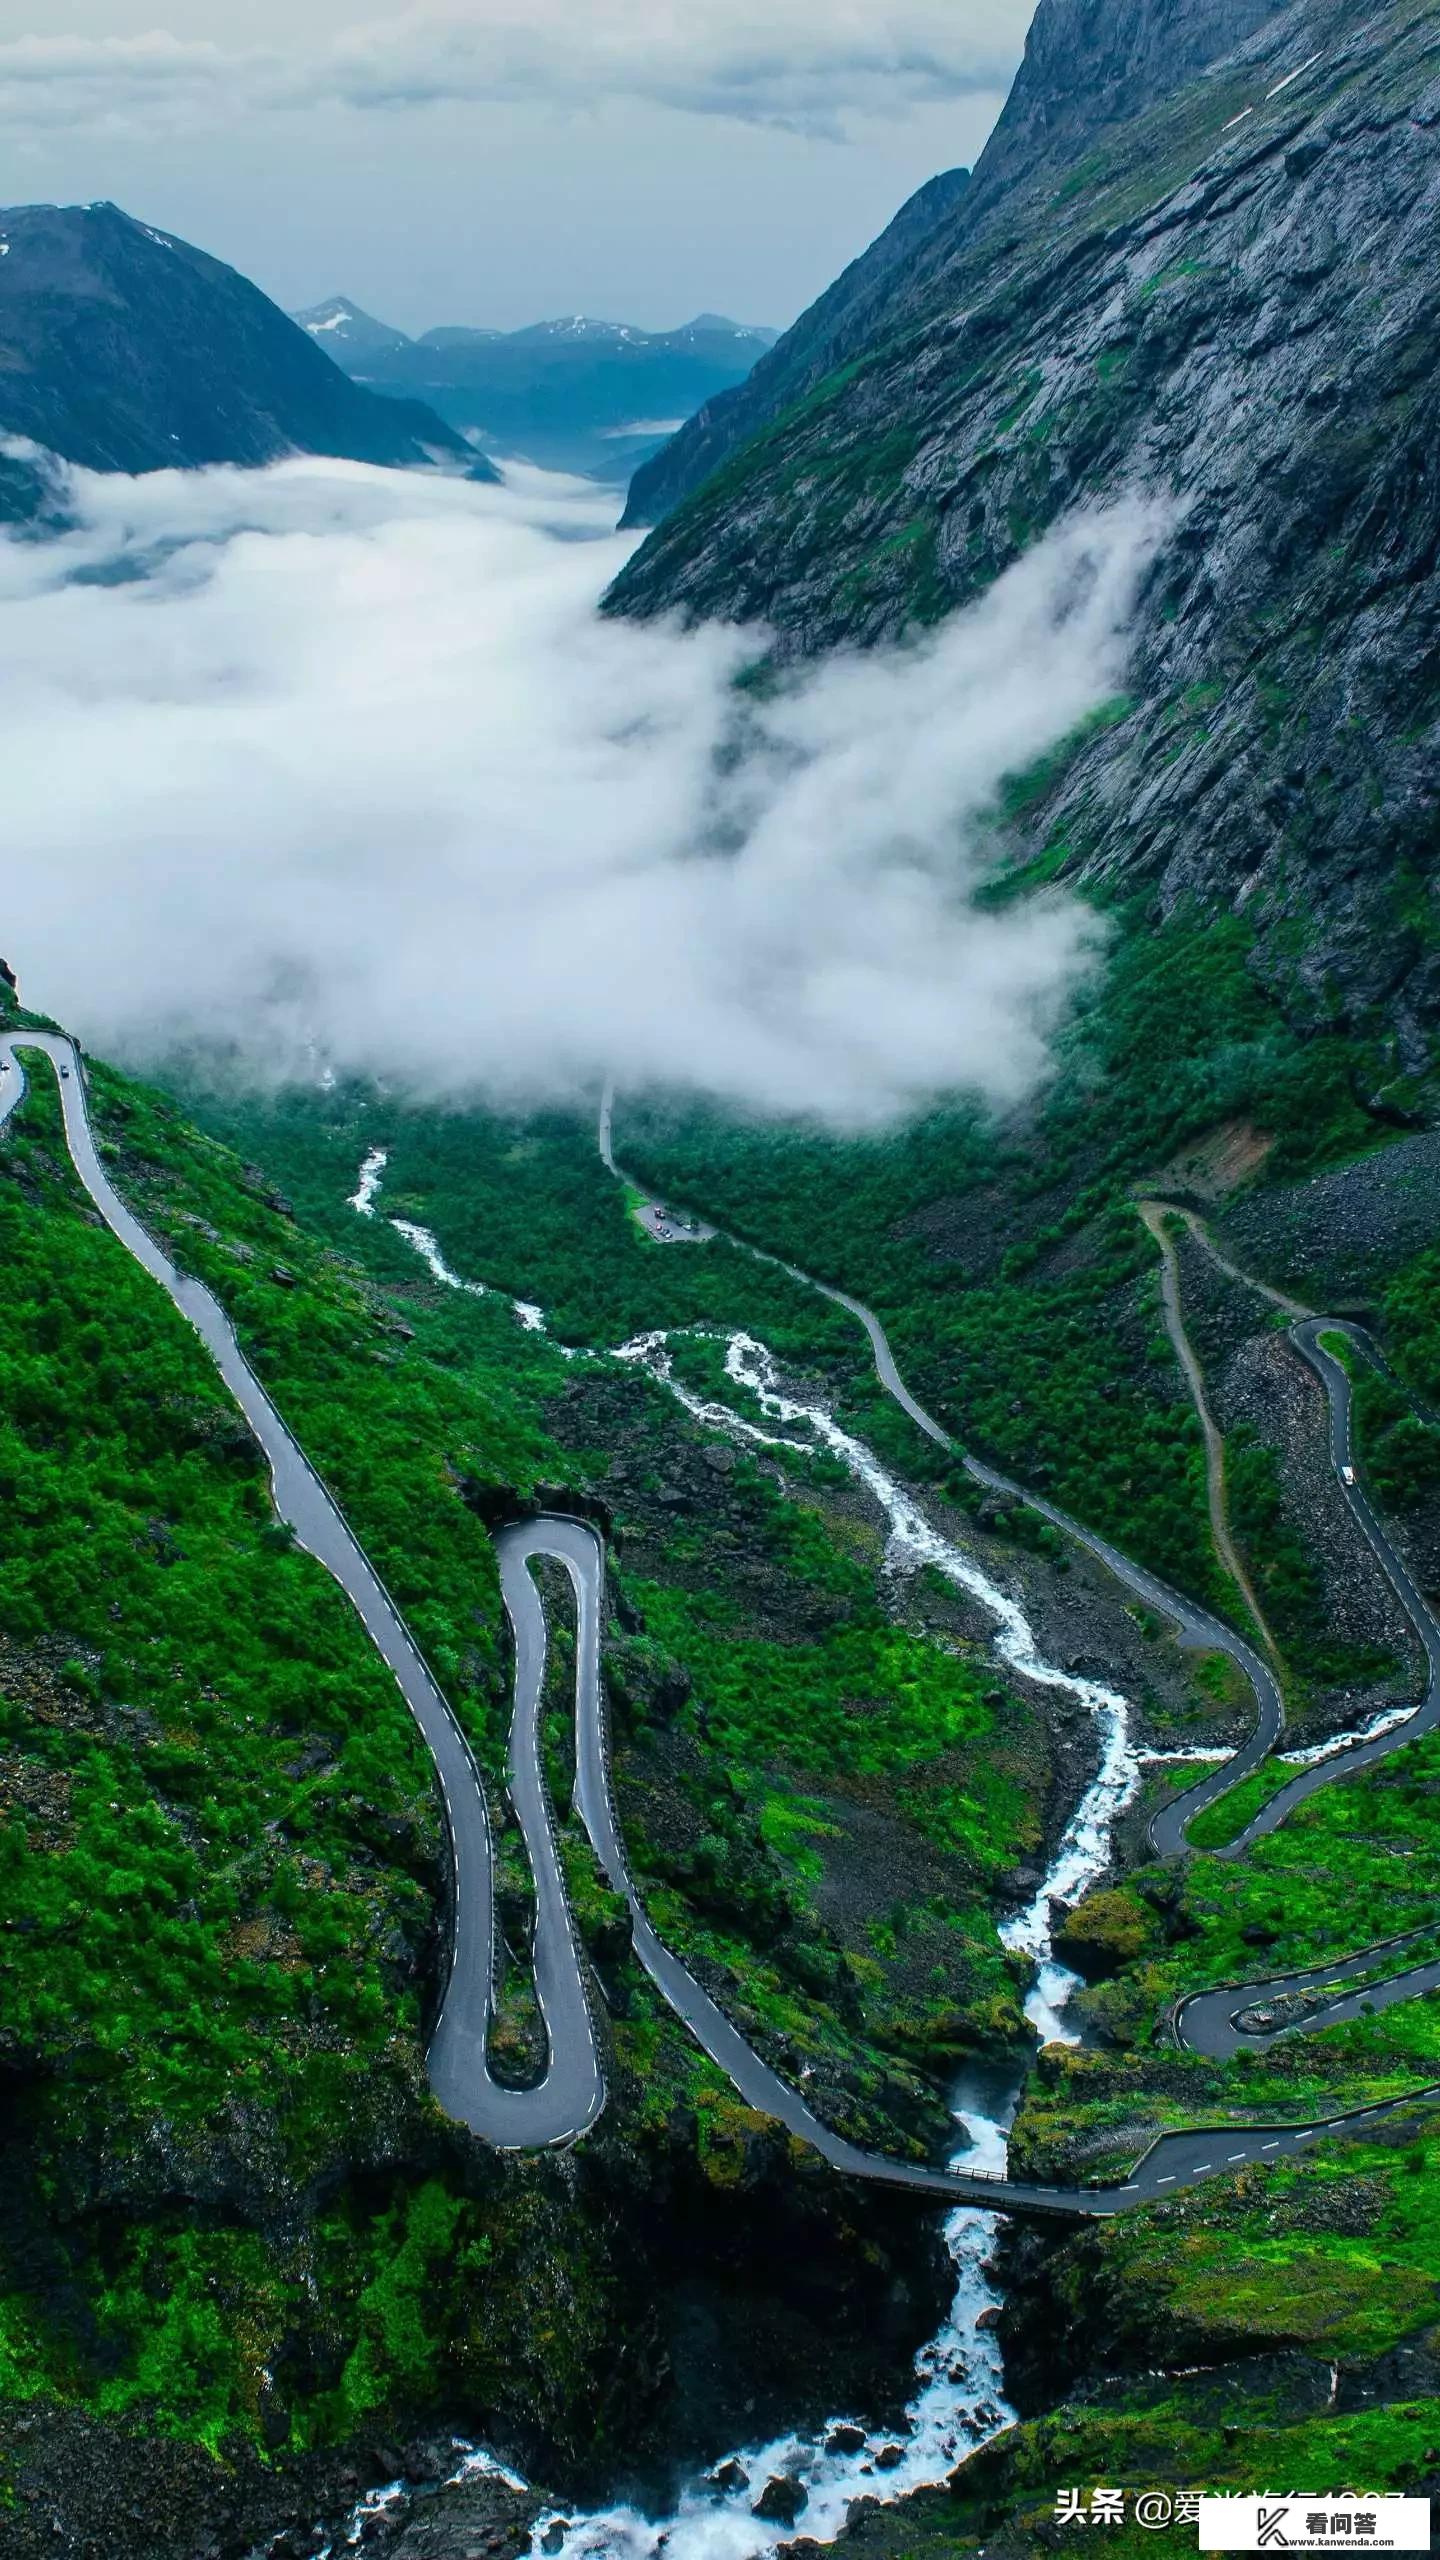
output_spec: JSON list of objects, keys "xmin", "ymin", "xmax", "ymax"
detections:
[{"xmin": 2, "ymin": 1022, "xmax": 1075, "ymax": 2541}]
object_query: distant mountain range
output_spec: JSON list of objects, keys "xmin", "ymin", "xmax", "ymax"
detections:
[
  {"xmin": 0, "ymin": 203, "xmax": 493, "ymax": 523},
  {"xmin": 292, "ymin": 296, "xmax": 778, "ymax": 481}
]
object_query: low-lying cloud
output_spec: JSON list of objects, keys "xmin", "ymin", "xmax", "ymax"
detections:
[
  {"xmin": 0, "ymin": 2, "xmax": 1030, "ymax": 137},
  {"xmin": 0, "ymin": 451, "xmax": 1160, "ymax": 1127}
]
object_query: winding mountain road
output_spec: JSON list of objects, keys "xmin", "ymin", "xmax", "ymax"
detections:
[
  {"xmin": 597, "ymin": 1099, "xmax": 1440, "ymax": 2146},
  {"xmin": 1138, "ymin": 1197, "xmax": 1280, "ymax": 1661},
  {"xmin": 479, "ymin": 1518, "xmax": 1440, "ymax": 2216},
  {"xmin": 0, "ymin": 1031, "xmax": 603, "ymax": 2153},
  {"xmin": 6, "ymin": 1030, "xmax": 1440, "ymax": 2219}
]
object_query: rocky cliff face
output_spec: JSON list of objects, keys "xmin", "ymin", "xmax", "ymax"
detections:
[
  {"xmin": 621, "ymin": 0, "xmax": 1294, "ymax": 527},
  {"xmin": 965, "ymin": 0, "xmax": 1303, "ymax": 216},
  {"xmin": 0, "ymin": 202, "xmax": 481, "ymax": 504},
  {"xmin": 620, "ymin": 167, "xmax": 972, "ymax": 527},
  {"xmin": 609, "ymin": 0, "xmax": 1440, "ymax": 1069}
]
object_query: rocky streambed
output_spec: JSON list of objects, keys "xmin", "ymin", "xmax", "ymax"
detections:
[{"xmin": 269, "ymin": 1211, "xmax": 1153, "ymax": 2560}]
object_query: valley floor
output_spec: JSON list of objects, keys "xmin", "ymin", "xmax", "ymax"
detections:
[{"xmin": 6, "ymin": 925, "xmax": 1440, "ymax": 2550}]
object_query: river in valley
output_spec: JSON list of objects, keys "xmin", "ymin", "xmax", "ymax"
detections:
[{"xmin": 309, "ymin": 1180, "xmax": 1152, "ymax": 2560}]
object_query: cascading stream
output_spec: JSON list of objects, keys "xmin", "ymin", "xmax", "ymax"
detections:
[
  {"xmin": 333, "ymin": 1178, "xmax": 1153, "ymax": 2557},
  {"xmin": 3, "ymin": 1053, "xmax": 1431, "ymax": 2560},
  {"xmin": 612, "ymin": 1326, "xmax": 1142, "ymax": 2050},
  {"xmin": 322, "ymin": 1141, "xmax": 1438, "ymax": 2548},
  {"xmin": 516, "ymin": 1316, "xmax": 1145, "ymax": 2560}
]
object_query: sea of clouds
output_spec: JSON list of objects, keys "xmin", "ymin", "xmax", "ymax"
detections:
[{"xmin": 0, "ymin": 449, "xmax": 1160, "ymax": 1127}]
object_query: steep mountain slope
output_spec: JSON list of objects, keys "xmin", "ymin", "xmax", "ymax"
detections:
[
  {"xmin": 0, "ymin": 204, "xmax": 483, "ymax": 511},
  {"xmin": 621, "ymin": 0, "xmax": 1287, "ymax": 528},
  {"xmin": 959, "ymin": 0, "xmax": 1298, "ymax": 222},
  {"xmin": 609, "ymin": 0, "xmax": 1440, "ymax": 1065},
  {"xmin": 308, "ymin": 305, "xmax": 778, "ymax": 480},
  {"xmin": 621, "ymin": 169, "xmax": 972, "ymax": 528},
  {"xmin": 0, "ymin": 994, "xmax": 989, "ymax": 2551}
]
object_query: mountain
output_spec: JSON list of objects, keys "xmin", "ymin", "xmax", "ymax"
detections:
[
  {"xmin": 0, "ymin": 205, "xmax": 490, "ymax": 513},
  {"xmin": 299, "ymin": 303, "xmax": 779, "ymax": 482},
  {"xmin": 416, "ymin": 323, "xmax": 506, "ymax": 349},
  {"xmin": 292, "ymin": 293, "xmax": 414, "ymax": 360},
  {"xmin": 596, "ymin": 0, "xmax": 1440, "ymax": 2531},
  {"xmin": 621, "ymin": 0, "xmax": 1290, "ymax": 527},
  {"xmin": 507, "ymin": 314, "xmax": 649, "ymax": 345},
  {"xmin": 621, "ymin": 170, "xmax": 972, "ymax": 528},
  {"xmin": 609, "ymin": 0, "xmax": 1440, "ymax": 1061},
  {"xmin": 15, "ymin": 4, "xmax": 1440, "ymax": 2540},
  {"xmin": 0, "ymin": 982, "xmax": 948, "ymax": 2554}
]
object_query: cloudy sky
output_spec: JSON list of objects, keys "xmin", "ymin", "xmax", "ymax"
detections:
[{"xmin": 0, "ymin": 0, "xmax": 1037, "ymax": 331}]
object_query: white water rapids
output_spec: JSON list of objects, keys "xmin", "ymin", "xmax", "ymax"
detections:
[
  {"xmin": 529, "ymin": 2099, "xmax": 1014, "ymax": 2560},
  {"xmin": 350, "ymin": 1147, "xmax": 547, "ymax": 1332},
  {"xmin": 613, "ymin": 1327, "xmax": 1143, "ymax": 2057},
  {"xmin": 323, "ymin": 1161, "xmax": 1156, "ymax": 2558}
]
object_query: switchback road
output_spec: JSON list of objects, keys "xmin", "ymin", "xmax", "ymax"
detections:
[
  {"xmin": 0, "ymin": 1032, "xmax": 603, "ymax": 2153},
  {"xmin": 6, "ymin": 1030, "xmax": 1439, "ymax": 2219},
  {"xmin": 594, "ymin": 1093, "xmax": 1440, "ymax": 2182}
]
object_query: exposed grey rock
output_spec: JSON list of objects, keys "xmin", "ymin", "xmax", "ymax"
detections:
[
  {"xmin": 622, "ymin": 167, "xmax": 972, "ymax": 527},
  {"xmin": 754, "ymin": 2473, "xmax": 809, "ymax": 2524},
  {"xmin": 609, "ymin": 0, "xmax": 1440, "ymax": 1058},
  {"xmin": 620, "ymin": 0, "xmax": 1291, "ymax": 528}
]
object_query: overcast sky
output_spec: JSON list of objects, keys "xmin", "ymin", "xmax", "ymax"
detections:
[{"xmin": 0, "ymin": 0, "xmax": 1037, "ymax": 331}]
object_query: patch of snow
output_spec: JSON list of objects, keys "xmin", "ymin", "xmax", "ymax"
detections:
[{"xmin": 1266, "ymin": 51, "xmax": 1323, "ymax": 98}]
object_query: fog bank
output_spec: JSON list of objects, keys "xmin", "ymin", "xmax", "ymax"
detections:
[{"xmin": 0, "ymin": 451, "xmax": 1160, "ymax": 1126}]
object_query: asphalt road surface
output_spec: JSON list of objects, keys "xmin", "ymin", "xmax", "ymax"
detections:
[{"xmin": 584, "ymin": 1087, "xmax": 1440, "ymax": 2197}]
